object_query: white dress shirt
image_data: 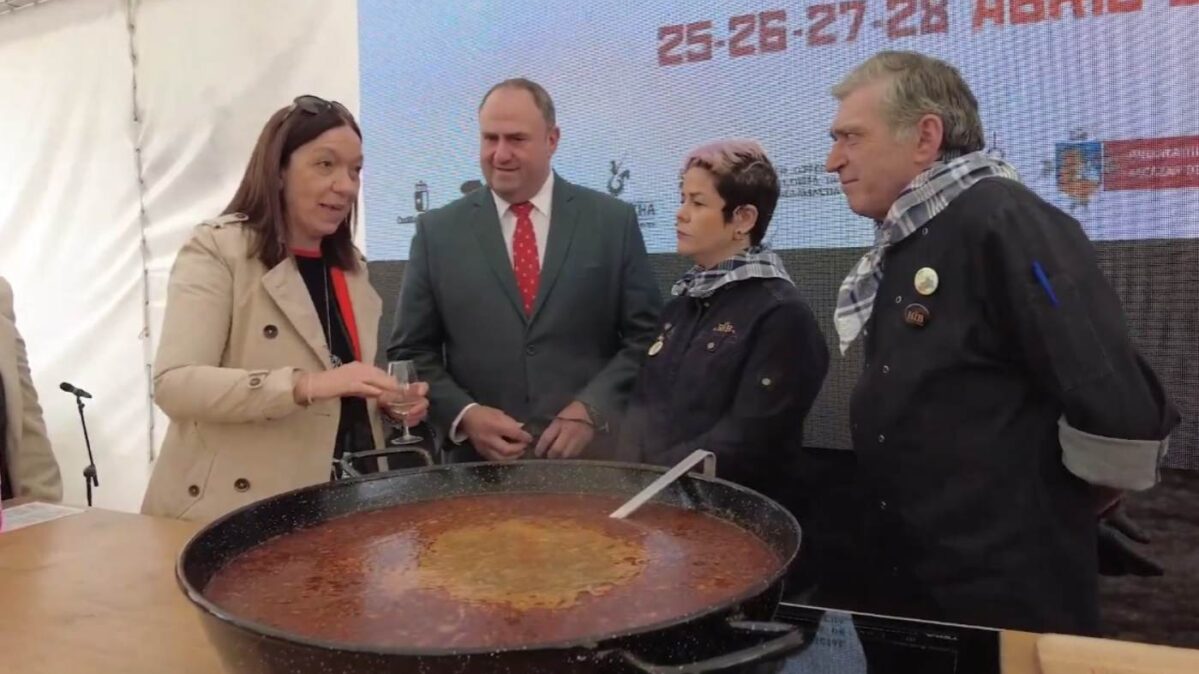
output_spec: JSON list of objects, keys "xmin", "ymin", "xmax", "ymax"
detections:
[{"xmin": 449, "ymin": 172, "xmax": 555, "ymax": 444}]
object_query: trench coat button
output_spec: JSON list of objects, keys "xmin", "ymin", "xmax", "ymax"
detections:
[
  {"xmin": 187, "ymin": 485, "xmax": 200, "ymax": 497},
  {"xmin": 249, "ymin": 376, "xmax": 262, "ymax": 387},
  {"xmin": 525, "ymin": 345, "xmax": 537, "ymax": 356},
  {"xmin": 706, "ymin": 342, "xmax": 716, "ymax": 352},
  {"xmin": 761, "ymin": 377, "xmax": 773, "ymax": 387},
  {"xmin": 882, "ymin": 365, "xmax": 890, "ymax": 374},
  {"xmin": 263, "ymin": 324, "xmax": 278, "ymax": 339},
  {"xmin": 878, "ymin": 434, "xmax": 886, "ymax": 444},
  {"xmin": 234, "ymin": 478, "xmax": 251, "ymax": 492},
  {"xmin": 879, "ymin": 500, "xmax": 888, "ymax": 511}
]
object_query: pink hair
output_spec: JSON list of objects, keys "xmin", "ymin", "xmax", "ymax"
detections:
[{"xmin": 682, "ymin": 139, "xmax": 770, "ymax": 177}]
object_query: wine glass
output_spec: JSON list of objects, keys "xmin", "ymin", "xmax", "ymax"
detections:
[{"xmin": 387, "ymin": 360, "xmax": 422, "ymax": 445}]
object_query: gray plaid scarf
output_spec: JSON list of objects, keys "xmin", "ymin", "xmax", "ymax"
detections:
[
  {"xmin": 672, "ymin": 245, "xmax": 793, "ymax": 298},
  {"xmin": 834, "ymin": 150, "xmax": 1020, "ymax": 355}
]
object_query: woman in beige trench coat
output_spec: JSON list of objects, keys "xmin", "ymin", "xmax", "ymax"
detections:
[{"xmin": 142, "ymin": 96, "xmax": 428, "ymax": 523}]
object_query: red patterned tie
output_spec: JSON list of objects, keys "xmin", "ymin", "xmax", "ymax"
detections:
[{"xmin": 510, "ymin": 202, "xmax": 541, "ymax": 315}]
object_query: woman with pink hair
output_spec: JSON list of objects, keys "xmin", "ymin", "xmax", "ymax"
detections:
[{"xmin": 620, "ymin": 140, "xmax": 829, "ymax": 595}]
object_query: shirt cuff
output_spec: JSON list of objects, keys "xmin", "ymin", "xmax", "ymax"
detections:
[
  {"xmin": 449, "ymin": 403, "xmax": 477, "ymax": 445},
  {"xmin": 1059, "ymin": 417, "xmax": 1168, "ymax": 491}
]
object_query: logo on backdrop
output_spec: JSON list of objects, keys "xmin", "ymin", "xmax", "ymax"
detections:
[
  {"xmin": 607, "ymin": 159, "xmax": 631, "ymax": 198},
  {"xmin": 602, "ymin": 158, "xmax": 660, "ymax": 228},
  {"xmin": 986, "ymin": 132, "xmax": 1007, "ymax": 160},
  {"xmin": 1042, "ymin": 130, "xmax": 1102, "ymax": 211},
  {"xmin": 1042, "ymin": 131, "xmax": 1199, "ymax": 211},
  {"xmin": 395, "ymin": 178, "xmax": 487, "ymax": 224},
  {"xmin": 396, "ymin": 180, "xmax": 432, "ymax": 224},
  {"xmin": 415, "ymin": 181, "xmax": 430, "ymax": 213},
  {"xmin": 776, "ymin": 163, "xmax": 842, "ymax": 198}
]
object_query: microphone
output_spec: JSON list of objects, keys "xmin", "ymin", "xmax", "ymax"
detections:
[
  {"xmin": 59, "ymin": 382, "xmax": 99, "ymax": 506},
  {"xmin": 59, "ymin": 382, "xmax": 93, "ymax": 399}
]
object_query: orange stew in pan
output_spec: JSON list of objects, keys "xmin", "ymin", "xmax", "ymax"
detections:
[{"xmin": 205, "ymin": 492, "xmax": 782, "ymax": 650}]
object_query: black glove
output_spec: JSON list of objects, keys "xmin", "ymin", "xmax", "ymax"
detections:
[{"xmin": 1096, "ymin": 503, "xmax": 1164, "ymax": 577}]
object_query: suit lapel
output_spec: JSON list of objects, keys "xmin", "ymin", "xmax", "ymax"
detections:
[
  {"xmin": 261, "ymin": 258, "xmax": 332, "ymax": 367},
  {"xmin": 470, "ymin": 190, "xmax": 527, "ymax": 321},
  {"xmin": 530, "ymin": 175, "xmax": 579, "ymax": 322}
]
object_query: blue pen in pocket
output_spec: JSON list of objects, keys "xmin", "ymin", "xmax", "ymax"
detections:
[{"xmin": 1032, "ymin": 261, "xmax": 1059, "ymax": 308}]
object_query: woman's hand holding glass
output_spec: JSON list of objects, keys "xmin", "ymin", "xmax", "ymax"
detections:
[
  {"xmin": 382, "ymin": 361, "xmax": 429, "ymax": 444},
  {"xmin": 290, "ymin": 362, "xmax": 428, "ymax": 430}
]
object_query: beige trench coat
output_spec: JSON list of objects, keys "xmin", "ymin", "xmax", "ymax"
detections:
[{"xmin": 141, "ymin": 215, "xmax": 384, "ymax": 523}]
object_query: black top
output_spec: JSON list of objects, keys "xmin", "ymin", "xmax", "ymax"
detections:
[
  {"xmin": 294, "ymin": 255, "xmax": 372, "ymax": 462},
  {"xmin": 823, "ymin": 178, "xmax": 1180, "ymax": 634},
  {"xmin": 621, "ymin": 276, "xmax": 830, "ymax": 524},
  {"xmin": 0, "ymin": 371, "xmax": 10, "ymax": 500}
]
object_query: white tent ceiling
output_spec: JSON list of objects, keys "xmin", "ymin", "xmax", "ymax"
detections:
[{"xmin": 0, "ymin": 0, "xmax": 59, "ymax": 17}]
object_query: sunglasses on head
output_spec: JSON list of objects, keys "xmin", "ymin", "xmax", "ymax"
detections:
[{"xmin": 286, "ymin": 94, "xmax": 350, "ymax": 118}]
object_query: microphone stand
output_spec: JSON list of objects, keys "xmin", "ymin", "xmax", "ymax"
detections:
[{"xmin": 71, "ymin": 393, "xmax": 99, "ymax": 507}]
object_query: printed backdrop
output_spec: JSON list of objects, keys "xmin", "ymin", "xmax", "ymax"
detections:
[{"xmin": 360, "ymin": 0, "xmax": 1199, "ymax": 259}]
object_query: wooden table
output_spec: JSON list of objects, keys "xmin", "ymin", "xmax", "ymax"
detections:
[
  {"xmin": 0, "ymin": 509, "xmax": 1045, "ymax": 674},
  {"xmin": 0, "ymin": 509, "xmax": 222, "ymax": 674}
]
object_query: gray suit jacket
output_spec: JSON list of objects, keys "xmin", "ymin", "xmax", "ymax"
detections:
[{"xmin": 387, "ymin": 175, "xmax": 662, "ymax": 459}]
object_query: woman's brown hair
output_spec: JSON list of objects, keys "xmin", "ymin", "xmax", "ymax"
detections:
[{"xmin": 224, "ymin": 96, "xmax": 362, "ymax": 271}]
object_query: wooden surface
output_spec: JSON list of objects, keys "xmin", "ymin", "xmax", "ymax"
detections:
[
  {"xmin": 0, "ymin": 509, "xmax": 222, "ymax": 674},
  {"xmin": 1037, "ymin": 633, "xmax": 1199, "ymax": 674},
  {"xmin": 2, "ymin": 507, "xmax": 1178, "ymax": 674},
  {"xmin": 1004, "ymin": 630, "xmax": 1044, "ymax": 674}
]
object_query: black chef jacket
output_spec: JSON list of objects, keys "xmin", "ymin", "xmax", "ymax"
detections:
[
  {"xmin": 822, "ymin": 178, "xmax": 1179, "ymax": 634},
  {"xmin": 621, "ymin": 276, "xmax": 829, "ymax": 587}
]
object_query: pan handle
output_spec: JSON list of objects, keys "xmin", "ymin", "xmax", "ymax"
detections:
[
  {"xmin": 610, "ymin": 619, "xmax": 807, "ymax": 673},
  {"xmin": 335, "ymin": 446, "xmax": 434, "ymax": 478}
]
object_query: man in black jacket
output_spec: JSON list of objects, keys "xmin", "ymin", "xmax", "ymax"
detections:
[{"xmin": 819, "ymin": 51, "xmax": 1179, "ymax": 634}]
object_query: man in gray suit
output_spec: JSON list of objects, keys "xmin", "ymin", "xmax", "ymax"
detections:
[{"xmin": 388, "ymin": 79, "xmax": 662, "ymax": 462}]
